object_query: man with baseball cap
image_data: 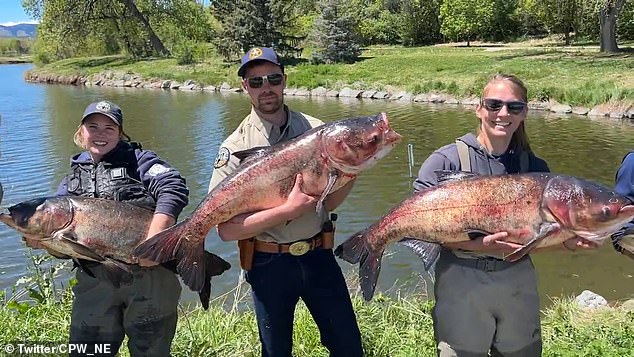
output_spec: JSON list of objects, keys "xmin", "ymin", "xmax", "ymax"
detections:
[{"xmin": 209, "ymin": 47, "xmax": 363, "ymax": 356}]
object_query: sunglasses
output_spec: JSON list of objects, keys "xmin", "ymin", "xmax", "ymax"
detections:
[
  {"xmin": 245, "ymin": 73, "xmax": 284, "ymax": 88},
  {"xmin": 482, "ymin": 98, "xmax": 527, "ymax": 115}
]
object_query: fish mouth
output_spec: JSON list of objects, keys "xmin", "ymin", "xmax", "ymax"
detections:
[{"xmin": 378, "ymin": 113, "xmax": 403, "ymax": 145}]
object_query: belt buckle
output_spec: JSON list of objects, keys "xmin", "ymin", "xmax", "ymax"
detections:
[{"xmin": 289, "ymin": 241, "xmax": 310, "ymax": 256}]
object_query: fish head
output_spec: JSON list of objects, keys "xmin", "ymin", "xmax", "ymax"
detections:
[
  {"xmin": 321, "ymin": 112, "xmax": 402, "ymax": 174},
  {"xmin": 544, "ymin": 176, "xmax": 634, "ymax": 242},
  {"xmin": 0, "ymin": 197, "xmax": 73, "ymax": 237}
]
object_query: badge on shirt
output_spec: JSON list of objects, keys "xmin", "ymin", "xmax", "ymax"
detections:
[
  {"xmin": 147, "ymin": 163, "xmax": 171, "ymax": 177},
  {"xmin": 214, "ymin": 147, "xmax": 231, "ymax": 168}
]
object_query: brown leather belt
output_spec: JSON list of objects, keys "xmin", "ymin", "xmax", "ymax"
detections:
[{"xmin": 254, "ymin": 234, "xmax": 323, "ymax": 256}]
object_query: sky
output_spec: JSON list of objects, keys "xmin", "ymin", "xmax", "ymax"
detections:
[{"xmin": 0, "ymin": 0, "xmax": 38, "ymax": 26}]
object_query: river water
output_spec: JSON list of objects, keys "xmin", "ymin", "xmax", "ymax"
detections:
[{"xmin": 1, "ymin": 63, "xmax": 633, "ymax": 307}]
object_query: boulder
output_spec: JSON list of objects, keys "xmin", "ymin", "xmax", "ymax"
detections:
[{"xmin": 575, "ymin": 290, "xmax": 608, "ymax": 309}]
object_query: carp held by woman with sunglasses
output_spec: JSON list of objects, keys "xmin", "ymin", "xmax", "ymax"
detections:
[{"xmin": 409, "ymin": 73, "xmax": 597, "ymax": 356}]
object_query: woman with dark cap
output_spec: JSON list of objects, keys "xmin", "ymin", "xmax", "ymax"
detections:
[{"xmin": 25, "ymin": 100, "xmax": 189, "ymax": 356}]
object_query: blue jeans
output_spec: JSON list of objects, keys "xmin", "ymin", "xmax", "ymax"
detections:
[{"xmin": 245, "ymin": 248, "xmax": 363, "ymax": 357}]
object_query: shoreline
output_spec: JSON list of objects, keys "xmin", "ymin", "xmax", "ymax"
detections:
[{"xmin": 23, "ymin": 70, "xmax": 634, "ymax": 120}]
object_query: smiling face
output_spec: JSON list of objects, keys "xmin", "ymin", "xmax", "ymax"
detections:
[
  {"xmin": 242, "ymin": 62, "xmax": 286, "ymax": 116},
  {"xmin": 80, "ymin": 114, "xmax": 121, "ymax": 162},
  {"xmin": 475, "ymin": 80, "xmax": 528, "ymax": 150}
]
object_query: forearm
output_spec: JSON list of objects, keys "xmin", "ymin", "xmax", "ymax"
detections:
[
  {"xmin": 217, "ymin": 204, "xmax": 298, "ymax": 242},
  {"xmin": 146, "ymin": 213, "xmax": 176, "ymax": 239}
]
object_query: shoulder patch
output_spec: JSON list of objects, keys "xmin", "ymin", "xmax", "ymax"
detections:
[
  {"xmin": 147, "ymin": 163, "xmax": 172, "ymax": 177},
  {"xmin": 214, "ymin": 147, "xmax": 231, "ymax": 169}
]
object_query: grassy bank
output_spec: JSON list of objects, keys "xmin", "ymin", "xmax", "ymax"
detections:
[
  {"xmin": 2, "ymin": 290, "xmax": 633, "ymax": 356},
  {"xmin": 27, "ymin": 41, "xmax": 634, "ymax": 107},
  {"xmin": 0, "ymin": 56, "xmax": 31, "ymax": 64}
]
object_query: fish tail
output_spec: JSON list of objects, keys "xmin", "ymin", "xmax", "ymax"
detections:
[
  {"xmin": 134, "ymin": 218, "xmax": 206, "ymax": 292},
  {"xmin": 335, "ymin": 230, "xmax": 385, "ymax": 301},
  {"xmin": 198, "ymin": 251, "xmax": 232, "ymax": 310}
]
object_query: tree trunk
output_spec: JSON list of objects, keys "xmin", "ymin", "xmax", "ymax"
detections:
[
  {"xmin": 599, "ymin": 0, "xmax": 627, "ymax": 53},
  {"xmin": 120, "ymin": 0, "xmax": 169, "ymax": 56}
]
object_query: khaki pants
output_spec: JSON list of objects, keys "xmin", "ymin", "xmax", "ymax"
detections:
[
  {"xmin": 69, "ymin": 264, "xmax": 181, "ymax": 357},
  {"xmin": 433, "ymin": 250, "xmax": 542, "ymax": 357}
]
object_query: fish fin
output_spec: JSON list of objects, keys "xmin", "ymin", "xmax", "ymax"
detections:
[
  {"xmin": 435, "ymin": 170, "xmax": 479, "ymax": 184},
  {"xmin": 504, "ymin": 222, "xmax": 561, "ymax": 262},
  {"xmin": 72, "ymin": 259, "xmax": 96, "ymax": 278},
  {"xmin": 232, "ymin": 146, "xmax": 269, "ymax": 164},
  {"xmin": 198, "ymin": 251, "xmax": 232, "ymax": 310},
  {"xmin": 359, "ymin": 247, "xmax": 385, "ymax": 301},
  {"xmin": 334, "ymin": 229, "xmax": 368, "ymax": 264},
  {"xmin": 465, "ymin": 229, "xmax": 493, "ymax": 240},
  {"xmin": 316, "ymin": 170, "xmax": 339, "ymax": 213},
  {"xmin": 134, "ymin": 219, "xmax": 207, "ymax": 292},
  {"xmin": 334, "ymin": 229, "xmax": 385, "ymax": 301},
  {"xmin": 57, "ymin": 234, "xmax": 105, "ymax": 262},
  {"xmin": 398, "ymin": 238, "xmax": 442, "ymax": 271},
  {"xmin": 101, "ymin": 258, "xmax": 134, "ymax": 288}
]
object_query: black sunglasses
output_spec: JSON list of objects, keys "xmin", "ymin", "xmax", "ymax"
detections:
[
  {"xmin": 246, "ymin": 73, "xmax": 284, "ymax": 88},
  {"xmin": 482, "ymin": 98, "xmax": 527, "ymax": 115}
]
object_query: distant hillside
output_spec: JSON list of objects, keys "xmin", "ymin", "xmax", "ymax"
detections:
[{"xmin": 0, "ymin": 23, "xmax": 38, "ymax": 38}]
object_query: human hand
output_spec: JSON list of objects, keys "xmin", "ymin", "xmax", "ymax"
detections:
[
  {"xmin": 445, "ymin": 232, "xmax": 525, "ymax": 256},
  {"xmin": 283, "ymin": 174, "xmax": 319, "ymax": 219},
  {"xmin": 562, "ymin": 237, "xmax": 600, "ymax": 251}
]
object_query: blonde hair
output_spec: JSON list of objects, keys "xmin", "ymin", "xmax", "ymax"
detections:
[
  {"xmin": 479, "ymin": 73, "xmax": 532, "ymax": 153},
  {"xmin": 73, "ymin": 125, "xmax": 131, "ymax": 149}
]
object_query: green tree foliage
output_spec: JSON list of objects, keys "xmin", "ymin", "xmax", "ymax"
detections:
[
  {"xmin": 440, "ymin": 0, "xmax": 496, "ymax": 46},
  {"xmin": 535, "ymin": 0, "xmax": 581, "ymax": 44},
  {"xmin": 617, "ymin": 1, "xmax": 634, "ymax": 40},
  {"xmin": 309, "ymin": 0, "xmax": 361, "ymax": 63},
  {"xmin": 400, "ymin": 0, "xmax": 441, "ymax": 46},
  {"xmin": 211, "ymin": 0, "xmax": 307, "ymax": 61},
  {"xmin": 21, "ymin": 0, "xmax": 209, "ymax": 62},
  {"xmin": 485, "ymin": 0, "xmax": 520, "ymax": 41},
  {"xmin": 515, "ymin": 0, "xmax": 547, "ymax": 36},
  {"xmin": 351, "ymin": 0, "xmax": 402, "ymax": 45}
]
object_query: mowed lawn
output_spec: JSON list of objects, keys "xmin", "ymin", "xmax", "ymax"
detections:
[{"xmin": 31, "ymin": 41, "xmax": 634, "ymax": 107}]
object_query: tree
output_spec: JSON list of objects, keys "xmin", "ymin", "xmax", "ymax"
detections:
[
  {"xmin": 400, "ymin": 0, "xmax": 441, "ymax": 46},
  {"xmin": 439, "ymin": 0, "xmax": 496, "ymax": 46},
  {"xmin": 211, "ymin": 0, "xmax": 305, "ymax": 60},
  {"xmin": 309, "ymin": 0, "xmax": 361, "ymax": 63},
  {"xmin": 536, "ymin": 0, "xmax": 581, "ymax": 45},
  {"xmin": 22, "ymin": 0, "xmax": 209, "ymax": 60},
  {"xmin": 597, "ymin": 0, "xmax": 627, "ymax": 52}
]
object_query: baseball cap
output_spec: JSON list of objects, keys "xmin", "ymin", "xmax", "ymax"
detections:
[
  {"xmin": 237, "ymin": 47, "xmax": 283, "ymax": 77},
  {"xmin": 81, "ymin": 100, "xmax": 123, "ymax": 127}
]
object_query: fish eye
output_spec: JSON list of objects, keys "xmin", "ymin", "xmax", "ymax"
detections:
[{"xmin": 369, "ymin": 134, "xmax": 379, "ymax": 144}]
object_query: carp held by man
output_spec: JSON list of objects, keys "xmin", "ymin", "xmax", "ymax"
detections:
[{"xmin": 135, "ymin": 112, "xmax": 403, "ymax": 292}]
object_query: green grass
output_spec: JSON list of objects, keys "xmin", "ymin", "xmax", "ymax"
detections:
[
  {"xmin": 2, "ymin": 289, "xmax": 633, "ymax": 356},
  {"xmin": 27, "ymin": 41, "xmax": 634, "ymax": 107},
  {"xmin": 0, "ymin": 56, "xmax": 32, "ymax": 64}
]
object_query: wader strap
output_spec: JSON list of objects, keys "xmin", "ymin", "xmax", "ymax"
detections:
[
  {"xmin": 457, "ymin": 139, "xmax": 530, "ymax": 173},
  {"xmin": 456, "ymin": 140, "xmax": 471, "ymax": 172}
]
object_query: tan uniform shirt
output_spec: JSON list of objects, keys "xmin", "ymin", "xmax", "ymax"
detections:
[{"xmin": 209, "ymin": 106, "xmax": 328, "ymax": 243}]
